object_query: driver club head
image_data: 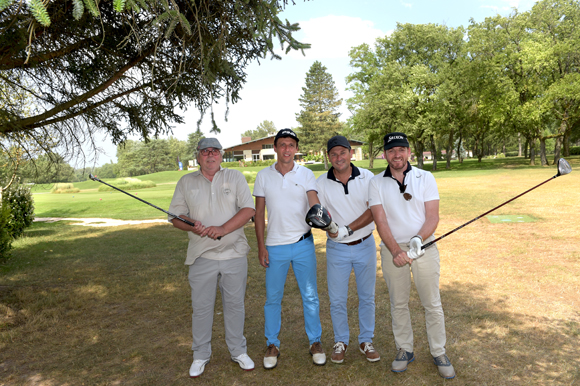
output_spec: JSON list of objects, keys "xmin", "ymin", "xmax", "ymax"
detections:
[
  {"xmin": 557, "ymin": 158, "xmax": 572, "ymax": 177},
  {"xmin": 89, "ymin": 173, "xmax": 97, "ymax": 181}
]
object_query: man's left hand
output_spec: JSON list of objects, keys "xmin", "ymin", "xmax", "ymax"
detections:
[
  {"xmin": 200, "ymin": 226, "xmax": 226, "ymax": 240},
  {"xmin": 330, "ymin": 226, "xmax": 350, "ymax": 241},
  {"xmin": 408, "ymin": 236, "xmax": 425, "ymax": 259}
]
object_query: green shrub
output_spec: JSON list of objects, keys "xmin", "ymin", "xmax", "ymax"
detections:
[
  {"xmin": 570, "ymin": 146, "xmax": 580, "ymax": 155},
  {"xmin": 51, "ymin": 183, "xmax": 80, "ymax": 194},
  {"xmin": 2, "ymin": 184, "xmax": 35, "ymax": 239},
  {"xmin": 243, "ymin": 171, "xmax": 257, "ymax": 184},
  {"xmin": 505, "ymin": 151, "xmax": 519, "ymax": 157},
  {"xmin": 0, "ymin": 203, "xmax": 12, "ymax": 260},
  {"xmin": 97, "ymin": 178, "xmax": 156, "ymax": 191}
]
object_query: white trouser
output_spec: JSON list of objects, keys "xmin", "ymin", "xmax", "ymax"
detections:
[{"xmin": 380, "ymin": 237, "xmax": 446, "ymax": 357}]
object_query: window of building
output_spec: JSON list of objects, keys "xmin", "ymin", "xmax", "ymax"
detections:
[{"xmin": 262, "ymin": 144, "xmax": 273, "ymax": 149}]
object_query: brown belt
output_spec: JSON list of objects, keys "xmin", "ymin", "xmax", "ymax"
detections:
[{"xmin": 344, "ymin": 233, "xmax": 372, "ymax": 246}]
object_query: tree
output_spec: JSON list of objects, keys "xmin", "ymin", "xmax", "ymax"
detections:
[
  {"xmin": 1, "ymin": 0, "xmax": 309, "ymax": 159},
  {"xmin": 186, "ymin": 131, "xmax": 205, "ymax": 159},
  {"xmin": 242, "ymin": 120, "xmax": 276, "ymax": 139},
  {"xmin": 296, "ymin": 61, "xmax": 342, "ymax": 169}
]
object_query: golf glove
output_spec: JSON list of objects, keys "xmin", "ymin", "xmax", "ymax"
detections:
[
  {"xmin": 331, "ymin": 226, "xmax": 350, "ymax": 241},
  {"xmin": 408, "ymin": 235, "xmax": 425, "ymax": 259}
]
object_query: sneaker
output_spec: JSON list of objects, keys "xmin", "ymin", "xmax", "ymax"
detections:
[
  {"xmin": 231, "ymin": 353, "xmax": 255, "ymax": 371},
  {"xmin": 263, "ymin": 344, "xmax": 280, "ymax": 369},
  {"xmin": 309, "ymin": 342, "xmax": 327, "ymax": 365},
  {"xmin": 359, "ymin": 342, "xmax": 380, "ymax": 362},
  {"xmin": 433, "ymin": 354, "xmax": 456, "ymax": 379},
  {"xmin": 330, "ymin": 342, "xmax": 347, "ymax": 364},
  {"xmin": 391, "ymin": 348, "xmax": 414, "ymax": 372},
  {"xmin": 189, "ymin": 358, "xmax": 209, "ymax": 378}
]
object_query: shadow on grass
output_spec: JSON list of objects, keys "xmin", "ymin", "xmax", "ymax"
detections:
[{"xmin": 0, "ymin": 223, "xmax": 578, "ymax": 385}]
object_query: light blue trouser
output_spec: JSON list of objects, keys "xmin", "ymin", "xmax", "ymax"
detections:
[
  {"xmin": 188, "ymin": 256, "xmax": 248, "ymax": 361},
  {"xmin": 264, "ymin": 235, "xmax": 322, "ymax": 347},
  {"xmin": 326, "ymin": 234, "xmax": 377, "ymax": 345}
]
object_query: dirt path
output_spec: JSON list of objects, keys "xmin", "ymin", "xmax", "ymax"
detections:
[{"xmin": 34, "ymin": 217, "xmax": 168, "ymax": 227}]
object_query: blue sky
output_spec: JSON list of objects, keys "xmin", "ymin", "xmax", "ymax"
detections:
[{"xmin": 92, "ymin": 0, "xmax": 537, "ymax": 166}]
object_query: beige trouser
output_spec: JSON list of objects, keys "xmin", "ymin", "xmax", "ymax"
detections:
[{"xmin": 380, "ymin": 237, "xmax": 446, "ymax": 357}]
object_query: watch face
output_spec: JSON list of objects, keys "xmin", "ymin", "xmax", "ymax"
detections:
[{"xmin": 346, "ymin": 226, "xmax": 354, "ymax": 236}]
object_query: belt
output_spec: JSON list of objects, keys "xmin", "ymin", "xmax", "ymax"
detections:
[
  {"xmin": 296, "ymin": 230, "xmax": 312, "ymax": 243},
  {"xmin": 344, "ymin": 233, "xmax": 372, "ymax": 246}
]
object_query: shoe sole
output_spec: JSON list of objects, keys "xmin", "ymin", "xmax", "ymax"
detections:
[
  {"xmin": 391, "ymin": 356, "xmax": 415, "ymax": 373},
  {"xmin": 330, "ymin": 358, "xmax": 345, "ymax": 364}
]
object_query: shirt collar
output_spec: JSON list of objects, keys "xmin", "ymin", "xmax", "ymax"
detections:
[
  {"xmin": 383, "ymin": 162, "xmax": 412, "ymax": 178},
  {"xmin": 327, "ymin": 163, "xmax": 360, "ymax": 181}
]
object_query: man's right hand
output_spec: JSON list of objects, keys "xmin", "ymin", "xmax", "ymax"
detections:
[
  {"xmin": 258, "ymin": 247, "xmax": 269, "ymax": 268},
  {"xmin": 393, "ymin": 250, "xmax": 412, "ymax": 267}
]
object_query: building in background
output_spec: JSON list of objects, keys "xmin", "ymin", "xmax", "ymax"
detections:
[{"xmin": 223, "ymin": 136, "xmax": 365, "ymax": 163}]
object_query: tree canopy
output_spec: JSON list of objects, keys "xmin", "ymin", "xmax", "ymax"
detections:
[
  {"xmin": 0, "ymin": 0, "xmax": 309, "ymax": 160},
  {"xmin": 242, "ymin": 120, "xmax": 277, "ymax": 140}
]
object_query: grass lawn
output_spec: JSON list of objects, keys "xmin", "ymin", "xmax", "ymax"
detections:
[{"xmin": 2, "ymin": 156, "xmax": 579, "ymax": 385}]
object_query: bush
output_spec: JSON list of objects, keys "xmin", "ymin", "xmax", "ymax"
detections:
[
  {"xmin": 51, "ymin": 183, "xmax": 80, "ymax": 194},
  {"xmin": 570, "ymin": 146, "xmax": 580, "ymax": 155},
  {"xmin": 0, "ymin": 204, "xmax": 12, "ymax": 260},
  {"xmin": 97, "ymin": 178, "xmax": 156, "ymax": 191},
  {"xmin": 242, "ymin": 171, "xmax": 257, "ymax": 184},
  {"xmin": 505, "ymin": 151, "xmax": 519, "ymax": 157},
  {"xmin": 3, "ymin": 184, "xmax": 35, "ymax": 239}
]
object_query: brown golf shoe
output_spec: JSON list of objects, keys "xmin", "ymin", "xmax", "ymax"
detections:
[
  {"xmin": 359, "ymin": 342, "xmax": 380, "ymax": 362},
  {"xmin": 330, "ymin": 342, "xmax": 347, "ymax": 363}
]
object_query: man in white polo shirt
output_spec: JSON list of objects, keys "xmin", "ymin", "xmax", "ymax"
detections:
[
  {"xmin": 368, "ymin": 132, "xmax": 455, "ymax": 379},
  {"xmin": 254, "ymin": 128, "xmax": 326, "ymax": 369},
  {"xmin": 316, "ymin": 136, "xmax": 380, "ymax": 364},
  {"xmin": 168, "ymin": 138, "xmax": 256, "ymax": 378}
]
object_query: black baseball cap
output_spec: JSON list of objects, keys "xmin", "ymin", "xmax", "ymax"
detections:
[
  {"xmin": 274, "ymin": 128, "xmax": 299, "ymax": 144},
  {"xmin": 383, "ymin": 132, "xmax": 410, "ymax": 150},
  {"xmin": 327, "ymin": 136, "xmax": 351, "ymax": 152}
]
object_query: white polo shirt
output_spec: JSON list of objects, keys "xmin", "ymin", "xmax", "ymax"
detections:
[
  {"xmin": 368, "ymin": 163, "xmax": 439, "ymax": 244},
  {"xmin": 168, "ymin": 167, "xmax": 255, "ymax": 264},
  {"xmin": 317, "ymin": 164, "xmax": 375, "ymax": 243},
  {"xmin": 253, "ymin": 162, "xmax": 318, "ymax": 246}
]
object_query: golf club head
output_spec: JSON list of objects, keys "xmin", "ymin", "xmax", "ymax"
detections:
[
  {"xmin": 89, "ymin": 173, "xmax": 97, "ymax": 181},
  {"xmin": 557, "ymin": 158, "xmax": 572, "ymax": 176}
]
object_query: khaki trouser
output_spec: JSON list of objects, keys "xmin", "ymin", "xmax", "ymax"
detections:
[{"xmin": 380, "ymin": 237, "xmax": 446, "ymax": 357}]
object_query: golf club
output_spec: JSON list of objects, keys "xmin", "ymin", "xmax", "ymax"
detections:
[
  {"xmin": 88, "ymin": 174, "xmax": 221, "ymax": 239},
  {"xmin": 421, "ymin": 158, "xmax": 572, "ymax": 250}
]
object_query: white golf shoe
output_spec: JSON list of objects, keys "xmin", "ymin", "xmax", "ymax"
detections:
[
  {"xmin": 189, "ymin": 358, "xmax": 209, "ymax": 378},
  {"xmin": 232, "ymin": 353, "xmax": 255, "ymax": 371}
]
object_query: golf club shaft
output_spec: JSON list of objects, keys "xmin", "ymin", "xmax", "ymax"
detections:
[
  {"xmin": 421, "ymin": 174, "xmax": 558, "ymax": 250},
  {"xmin": 89, "ymin": 175, "xmax": 196, "ymax": 227}
]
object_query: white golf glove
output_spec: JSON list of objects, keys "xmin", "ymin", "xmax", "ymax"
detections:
[
  {"xmin": 330, "ymin": 225, "xmax": 350, "ymax": 241},
  {"xmin": 323, "ymin": 221, "xmax": 339, "ymax": 235},
  {"xmin": 408, "ymin": 235, "xmax": 425, "ymax": 259}
]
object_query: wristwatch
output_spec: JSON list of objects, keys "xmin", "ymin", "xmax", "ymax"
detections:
[{"xmin": 345, "ymin": 225, "xmax": 354, "ymax": 236}]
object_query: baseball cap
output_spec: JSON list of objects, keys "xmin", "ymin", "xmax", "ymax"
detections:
[
  {"xmin": 197, "ymin": 138, "xmax": 222, "ymax": 150},
  {"xmin": 327, "ymin": 136, "xmax": 351, "ymax": 152},
  {"xmin": 383, "ymin": 132, "xmax": 410, "ymax": 150},
  {"xmin": 274, "ymin": 128, "xmax": 299, "ymax": 143}
]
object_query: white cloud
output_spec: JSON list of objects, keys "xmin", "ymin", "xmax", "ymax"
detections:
[
  {"xmin": 284, "ymin": 15, "xmax": 386, "ymax": 60},
  {"xmin": 401, "ymin": 2, "xmax": 413, "ymax": 8}
]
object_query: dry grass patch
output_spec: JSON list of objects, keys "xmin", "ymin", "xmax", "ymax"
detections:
[{"xmin": 1, "ymin": 164, "xmax": 579, "ymax": 385}]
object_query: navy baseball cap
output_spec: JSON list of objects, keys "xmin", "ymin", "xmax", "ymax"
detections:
[
  {"xmin": 383, "ymin": 132, "xmax": 409, "ymax": 150},
  {"xmin": 327, "ymin": 136, "xmax": 351, "ymax": 152},
  {"xmin": 275, "ymin": 128, "xmax": 299, "ymax": 143}
]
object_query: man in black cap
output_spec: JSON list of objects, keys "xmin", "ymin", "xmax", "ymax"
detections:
[
  {"xmin": 316, "ymin": 135, "xmax": 380, "ymax": 364},
  {"xmin": 253, "ymin": 129, "xmax": 326, "ymax": 368},
  {"xmin": 368, "ymin": 132, "xmax": 455, "ymax": 379}
]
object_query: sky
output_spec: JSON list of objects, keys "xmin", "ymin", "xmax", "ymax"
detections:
[{"xmin": 91, "ymin": 0, "xmax": 537, "ymax": 166}]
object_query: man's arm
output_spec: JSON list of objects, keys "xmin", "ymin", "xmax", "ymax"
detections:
[
  {"xmin": 415, "ymin": 200, "xmax": 439, "ymax": 241},
  {"xmin": 370, "ymin": 204, "xmax": 412, "ymax": 267},
  {"xmin": 255, "ymin": 197, "xmax": 269, "ymax": 268},
  {"xmin": 200, "ymin": 207, "xmax": 256, "ymax": 240},
  {"xmin": 307, "ymin": 190, "xmax": 320, "ymax": 207},
  {"xmin": 171, "ymin": 216, "xmax": 206, "ymax": 235},
  {"xmin": 328, "ymin": 208, "xmax": 373, "ymax": 239}
]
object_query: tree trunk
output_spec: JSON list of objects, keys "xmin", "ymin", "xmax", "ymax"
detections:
[
  {"xmin": 476, "ymin": 134, "xmax": 484, "ymax": 162},
  {"xmin": 430, "ymin": 134, "xmax": 437, "ymax": 171},
  {"xmin": 553, "ymin": 121, "xmax": 565, "ymax": 164},
  {"xmin": 323, "ymin": 149, "xmax": 329, "ymax": 170},
  {"xmin": 368, "ymin": 142, "xmax": 374, "ymax": 169},
  {"xmin": 518, "ymin": 132, "xmax": 522, "ymax": 156},
  {"xmin": 563, "ymin": 126, "xmax": 571, "ymax": 157},
  {"xmin": 456, "ymin": 132, "xmax": 463, "ymax": 163},
  {"xmin": 502, "ymin": 139, "xmax": 506, "ymax": 155},
  {"xmin": 529, "ymin": 138, "xmax": 536, "ymax": 165},
  {"xmin": 540, "ymin": 137, "xmax": 548, "ymax": 166},
  {"xmin": 445, "ymin": 128, "xmax": 454, "ymax": 169},
  {"xmin": 524, "ymin": 137, "xmax": 529, "ymax": 159},
  {"xmin": 414, "ymin": 140, "xmax": 425, "ymax": 169}
]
